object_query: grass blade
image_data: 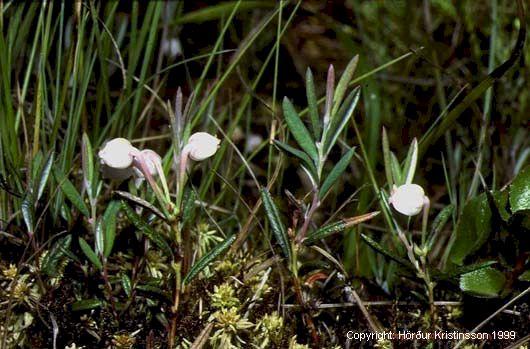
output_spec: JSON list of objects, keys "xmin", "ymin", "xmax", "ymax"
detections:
[{"xmin": 78, "ymin": 237, "xmax": 102, "ymax": 270}]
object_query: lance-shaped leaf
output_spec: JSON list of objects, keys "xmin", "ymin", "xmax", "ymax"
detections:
[
  {"xmin": 36, "ymin": 152, "xmax": 54, "ymax": 201},
  {"xmin": 381, "ymin": 127, "xmax": 393, "ymax": 188},
  {"xmin": 42, "ymin": 235, "xmax": 72, "ymax": 277},
  {"xmin": 81, "ymin": 133, "xmax": 94, "ymax": 199},
  {"xmin": 402, "ymin": 138, "xmax": 418, "ymax": 184},
  {"xmin": 71, "ymin": 299, "xmax": 102, "ymax": 311},
  {"xmin": 53, "ymin": 168, "xmax": 90, "ymax": 217},
  {"xmin": 102, "ymin": 200, "xmax": 121, "ymax": 258},
  {"xmin": 121, "ymin": 274, "xmax": 132, "ymax": 298},
  {"xmin": 360, "ymin": 233, "xmax": 411, "ymax": 269},
  {"xmin": 390, "ymin": 152, "xmax": 402, "ymax": 185},
  {"xmin": 21, "ymin": 194, "xmax": 35, "ymax": 234},
  {"xmin": 181, "ymin": 188, "xmax": 197, "ymax": 228},
  {"xmin": 183, "ymin": 234, "xmax": 236, "ymax": 284},
  {"xmin": 136, "ymin": 284, "xmax": 172, "ymax": 301},
  {"xmin": 427, "ymin": 204, "xmax": 454, "ymax": 250},
  {"xmin": 273, "ymin": 140, "xmax": 318, "ymax": 182},
  {"xmin": 78, "ymin": 237, "xmax": 102, "ymax": 270},
  {"xmin": 319, "ymin": 147, "xmax": 356, "ymax": 199},
  {"xmin": 114, "ymin": 190, "xmax": 165, "ymax": 219},
  {"xmin": 323, "ymin": 87, "xmax": 361, "ymax": 156},
  {"xmin": 95, "ymin": 219, "xmax": 104, "ymax": 257},
  {"xmin": 121, "ymin": 201, "xmax": 173, "ymax": 257},
  {"xmin": 305, "ymin": 68, "xmax": 321, "ymax": 138},
  {"xmin": 261, "ymin": 188, "xmax": 291, "ymax": 260},
  {"xmin": 282, "ymin": 97, "xmax": 318, "ymax": 163},
  {"xmin": 332, "ymin": 55, "xmax": 359, "ymax": 116},
  {"xmin": 304, "ymin": 211, "xmax": 379, "ymax": 244}
]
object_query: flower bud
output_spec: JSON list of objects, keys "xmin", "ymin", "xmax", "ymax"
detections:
[
  {"xmin": 98, "ymin": 138, "xmax": 138, "ymax": 169},
  {"xmin": 185, "ymin": 132, "xmax": 220, "ymax": 161},
  {"xmin": 389, "ymin": 184, "xmax": 427, "ymax": 216},
  {"xmin": 136, "ymin": 149, "xmax": 162, "ymax": 177}
]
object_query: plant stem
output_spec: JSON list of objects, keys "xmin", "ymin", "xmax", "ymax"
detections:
[
  {"xmin": 296, "ymin": 191, "xmax": 319, "ymax": 244},
  {"xmin": 290, "ymin": 243, "xmax": 319, "ymax": 345},
  {"xmin": 168, "ymin": 219, "xmax": 182, "ymax": 349}
]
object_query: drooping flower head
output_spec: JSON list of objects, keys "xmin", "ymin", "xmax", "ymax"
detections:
[
  {"xmin": 184, "ymin": 132, "xmax": 220, "ymax": 161},
  {"xmin": 389, "ymin": 184, "xmax": 427, "ymax": 216},
  {"xmin": 98, "ymin": 138, "xmax": 138, "ymax": 169},
  {"xmin": 98, "ymin": 138, "xmax": 162, "ymax": 181}
]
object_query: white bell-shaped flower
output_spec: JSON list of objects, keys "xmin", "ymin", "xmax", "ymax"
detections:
[
  {"xmin": 185, "ymin": 132, "xmax": 220, "ymax": 161},
  {"xmin": 98, "ymin": 138, "xmax": 138, "ymax": 169},
  {"xmin": 389, "ymin": 184, "xmax": 427, "ymax": 216}
]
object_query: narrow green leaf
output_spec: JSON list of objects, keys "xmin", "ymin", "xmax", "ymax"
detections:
[
  {"xmin": 36, "ymin": 152, "xmax": 54, "ymax": 201},
  {"xmin": 361, "ymin": 233, "xmax": 411, "ymax": 268},
  {"xmin": 509, "ymin": 165, "xmax": 530, "ymax": 212},
  {"xmin": 81, "ymin": 133, "xmax": 94, "ymax": 198},
  {"xmin": 121, "ymin": 274, "xmax": 132, "ymax": 297},
  {"xmin": 121, "ymin": 201, "xmax": 173, "ymax": 257},
  {"xmin": 260, "ymin": 188, "xmax": 291, "ymax": 260},
  {"xmin": 431, "ymin": 204, "xmax": 454, "ymax": 235},
  {"xmin": 403, "ymin": 138, "xmax": 418, "ymax": 184},
  {"xmin": 181, "ymin": 188, "xmax": 197, "ymax": 228},
  {"xmin": 323, "ymin": 87, "xmax": 361, "ymax": 155},
  {"xmin": 136, "ymin": 284, "xmax": 171, "ymax": 300},
  {"xmin": 382, "ymin": 127, "xmax": 393, "ymax": 188},
  {"xmin": 78, "ymin": 237, "xmax": 102, "ymax": 270},
  {"xmin": 332, "ymin": 54, "xmax": 359, "ymax": 116},
  {"xmin": 175, "ymin": 1, "xmax": 274, "ymax": 24},
  {"xmin": 42, "ymin": 235, "xmax": 72, "ymax": 277},
  {"xmin": 282, "ymin": 97, "xmax": 318, "ymax": 162},
  {"xmin": 71, "ymin": 299, "xmax": 102, "ymax": 311},
  {"xmin": 102, "ymin": 200, "xmax": 121, "ymax": 258},
  {"xmin": 95, "ymin": 218, "xmax": 104, "ymax": 257},
  {"xmin": 305, "ymin": 221, "xmax": 347, "ymax": 245},
  {"xmin": 21, "ymin": 194, "xmax": 35, "ymax": 233},
  {"xmin": 390, "ymin": 152, "xmax": 402, "ymax": 186},
  {"xmin": 319, "ymin": 147, "xmax": 356, "ymax": 198},
  {"xmin": 305, "ymin": 212, "xmax": 380, "ymax": 244},
  {"xmin": 183, "ymin": 234, "xmax": 236, "ymax": 284},
  {"xmin": 273, "ymin": 140, "xmax": 318, "ymax": 181},
  {"xmin": 459, "ymin": 267, "xmax": 505, "ymax": 298},
  {"xmin": 53, "ymin": 168, "xmax": 90, "ymax": 217},
  {"xmin": 305, "ymin": 68, "xmax": 321, "ymax": 138},
  {"xmin": 114, "ymin": 190, "xmax": 165, "ymax": 219}
]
